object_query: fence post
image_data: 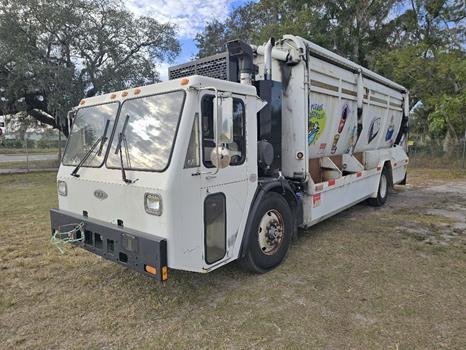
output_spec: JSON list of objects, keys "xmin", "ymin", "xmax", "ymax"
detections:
[
  {"xmin": 462, "ymin": 138, "xmax": 465, "ymax": 169},
  {"xmin": 58, "ymin": 130, "xmax": 62, "ymax": 164},
  {"xmin": 24, "ymin": 133, "xmax": 29, "ymax": 173}
]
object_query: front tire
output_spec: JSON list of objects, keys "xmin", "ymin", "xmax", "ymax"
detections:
[
  {"xmin": 367, "ymin": 167, "xmax": 389, "ymax": 207},
  {"xmin": 240, "ymin": 192, "xmax": 293, "ymax": 273}
]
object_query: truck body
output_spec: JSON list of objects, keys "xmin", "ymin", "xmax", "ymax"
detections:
[{"xmin": 50, "ymin": 35, "xmax": 409, "ymax": 283}]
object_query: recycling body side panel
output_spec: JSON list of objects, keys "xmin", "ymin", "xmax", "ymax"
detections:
[{"xmin": 307, "ymin": 55, "xmax": 404, "ymax": 160}]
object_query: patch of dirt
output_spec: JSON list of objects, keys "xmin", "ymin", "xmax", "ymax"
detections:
[
  {"xmin": 343, "ymin": 179, "xmax": 466, "ymax": 249},
  {"xmin": 388, "ymin": 182, "xmax": 466, "ymax": 248}
]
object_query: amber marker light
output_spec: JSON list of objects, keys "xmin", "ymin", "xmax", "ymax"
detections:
[
  {"xmin": 121, "ymin": 91, "xmax": 128, "ymax": 97},
  {"xmin": 180, "ymin": 77, "xmax": 189, "ymax": 86},
  {"xmin": 110, "ymin": 94, "xmax": 117, "ymax": 100},
  {"xmin": 162, "ymin": 266, "xmax": 168, "ymax": 281},
  {"xmin": 144, "ymin": 265, "xmax": 156, "ymax": 275},
  {"xmin": 134, "ymin": 88, "xmax": 141, "ymax": 95},
  {"xmin": 79, "ymin": 99, "xmax": 85, "ymax": 105}
]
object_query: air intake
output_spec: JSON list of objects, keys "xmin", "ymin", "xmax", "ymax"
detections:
[{"xmin": 168, "ymin": 52, "xmax": 236, "ymax": 81}]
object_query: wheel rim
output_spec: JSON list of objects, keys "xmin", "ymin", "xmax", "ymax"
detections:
[
  {"xmin": 380, "ymin": 173, "xmax": 387, "ymax": 198},
  {"xmin": 257, "ymin": 209, "xmax": 285, "ymax": 255}
]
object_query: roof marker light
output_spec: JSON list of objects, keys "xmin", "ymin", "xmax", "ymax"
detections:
[
  {"xmin": 180, "ymin": 78, "xmax": 189, "ymax": 86},
  {"xmin": 110, "ymin": 94, "xmax": 117, "ymax": 100},
  {"xmin": 79, "ymin": 99, "xmax": 85, "ymax": 105},
  {"xmin": 134, "ymin": 88, "xmax": 141, "ymax": 95},
  {"xmin": 121, "ymin": 91, "xmax": 128, "ymax": 97}
]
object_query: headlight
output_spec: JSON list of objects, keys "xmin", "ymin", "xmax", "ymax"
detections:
[
  {"xmin": 144, "ymin": 193, "xmax": 162, "ymax": 216},
  {"xmin": 57, "ymin": 180, "xmax": 67, "ymax": 196}
]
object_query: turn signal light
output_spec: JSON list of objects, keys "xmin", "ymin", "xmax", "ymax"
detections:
[
  {"xmin": 162, "ymin": 266, "xmax": 168, "ymax": 281},
  {"xmin": 144, "ymin": 265, "xmax": 156, "ymax": 275}
]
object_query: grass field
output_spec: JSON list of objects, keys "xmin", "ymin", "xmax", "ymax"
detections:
[
  {"xmin": 0, "ymin": 168, "xmax": 465, "ymax": 349},
  {"xmin": 0, "ymin": 159, "xmax": 59, "ymax": 170},
  {"xmin": 0, "ymin": 148, "xmax": 59, "ymax": 155}
]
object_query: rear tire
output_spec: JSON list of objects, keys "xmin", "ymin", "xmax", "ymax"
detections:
[
  {"xmin": 367, "ymin": 167, "xmax": 389, "ymax": 207},
  {"xmin": 240, "ymin": 192, "xmax": 293, "ymax": 273}
]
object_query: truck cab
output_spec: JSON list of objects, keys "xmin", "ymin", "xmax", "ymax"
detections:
[{"xmin": 51, "ymin": 76, "xmax": 267, "ymax": 281}]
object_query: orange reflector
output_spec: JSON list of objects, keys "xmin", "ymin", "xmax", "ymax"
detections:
[
  {"xmin": 79, "ymin": 99, "xmax": 85, "ymax": 105},
  {"xmin": 162, "ymin": 266, "xmax": 168, "ymax": 281},
  {"xmin": 134, "ymin": 88, "xmax": 141, "ymax": 95},
  {"xmin": 121, "ymin": 91, "xmax": 128, "ymax": 97},
  {"xmin": 180, "ymin": 78, "xmax": 189, "ymax": 86},
  {"xmin": 110, "ymin": 94, "xmax": 117, "ymax": 100},
  {"xmin": 144, "ymin": 265, "xmax": 156, "ymax": 275}
]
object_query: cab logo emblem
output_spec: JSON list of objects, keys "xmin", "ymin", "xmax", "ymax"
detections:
[{"xmin": 94, "ymin": 189, "xmax": 108, "ymax": 200}]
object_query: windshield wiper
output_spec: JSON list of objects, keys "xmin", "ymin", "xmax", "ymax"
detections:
[
  {"xmin": 115, "ymin": 115, "xmax": 136, "ymax": 184},
  {"xmin": 71, "ymin": 119, "xmax": 110, "ymax": 177}
]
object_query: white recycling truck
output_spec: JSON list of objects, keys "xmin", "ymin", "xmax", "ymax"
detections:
[{"xmin": 50, "ymin": 35, "xmax": 409, "ymax": 283}]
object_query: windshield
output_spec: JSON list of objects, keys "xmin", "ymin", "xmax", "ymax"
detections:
[
  {"xmin": 62, "ymin": 102, "xmax": 119, "ymax": 167},
  {"xmin": 106, "ymin": 90, "xmax": 185, "ymax": 171}
]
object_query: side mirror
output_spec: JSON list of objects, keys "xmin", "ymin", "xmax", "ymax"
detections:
[
  {"xmin": 214, "ymin": 96, "xmax": 233, "ymax": 144},
  {"xmin": 210, "ymin": 145, "xmax": 231, "ymax": 169},
  {"xmin": 66, "ymin": 109, "xmax": 77, "ymax": 136}
]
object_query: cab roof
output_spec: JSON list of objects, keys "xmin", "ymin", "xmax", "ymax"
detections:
[{"xmin": 77, "ymin": 75, "xmax": 258, "ymax": 108}]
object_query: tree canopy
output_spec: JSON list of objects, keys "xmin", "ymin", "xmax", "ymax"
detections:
[
  {"xmin": 195, "ymin": 0, "xmax": 466, "ymax": 144},
  {"xmin": 0, "ymin": 0, "xmax": 180, "ymax": 135}
]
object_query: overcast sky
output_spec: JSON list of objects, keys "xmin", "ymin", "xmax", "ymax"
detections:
[{"xmin": 125, "ymin": 0, "xmax": 250, "ymax": 80}]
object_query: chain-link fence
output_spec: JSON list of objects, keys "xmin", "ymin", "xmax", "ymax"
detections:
[
  {"xmin": 1, "ymin": 129, "xmax": 465, "ymax": 174},
  {"xmin": 0, "ymin": 130, "xmax": 66, "ymax": 174},
  {"xmin": 409, "ymin": 137, "xmax": 466, "ymax": 169}
]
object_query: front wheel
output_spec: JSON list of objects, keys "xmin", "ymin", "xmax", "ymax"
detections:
[
  {"xmin": 367, "ymin": 167, "xmax": 389, "ymax": 207},
  {"xmin": 240, "ymin": 192, "xmax": 293, "ymax": 273}
]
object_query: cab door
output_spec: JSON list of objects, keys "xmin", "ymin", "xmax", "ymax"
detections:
[{"xmin": 199, "ymin": 91, "xmax": 250, "ymax": 267}]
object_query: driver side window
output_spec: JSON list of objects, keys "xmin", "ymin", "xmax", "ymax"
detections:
[{"xmin": 201, "ymin": 95, "xmax": 245, "ymax": 168}]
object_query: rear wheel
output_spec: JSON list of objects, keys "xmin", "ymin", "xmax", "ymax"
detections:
[
  {"xmin": 367, "ymin": 167, "xmax": 389, "ymax": 207},
  {"xmin": 241, "ymin": 192, "xmax": 293, "ymax": 273}
]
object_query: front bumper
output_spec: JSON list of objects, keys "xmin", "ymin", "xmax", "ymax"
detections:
[{"xmin": 50, "ymin": 209, "xmax": 168, "ymax": 283}]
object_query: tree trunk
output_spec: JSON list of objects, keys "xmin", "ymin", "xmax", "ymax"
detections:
[{"xmin": 442, "ymin": 130, "xmax": 458, "ymax": 158}]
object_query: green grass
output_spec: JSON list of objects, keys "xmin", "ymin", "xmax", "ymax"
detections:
[
  {"xmin": 409, "ymin": 152, "xmax": 466, "ymax": 169},
  {"xmin": 0, "ymin": 147, "xmax": 59, "ymax": 155},
  {"xmin": 0, "ymin": 159, "xmax": 59, "ymax": 170},
  {"xmin": 0, "ymin": 170, "xmax": 465, "ymax": 349},
  {"xmin": 407, "ymin": 166, "xmax": 466, "ymax": 186}
]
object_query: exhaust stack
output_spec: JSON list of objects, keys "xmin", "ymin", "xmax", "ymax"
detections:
[
  {"xmin": 226, "ymin": 40, "xmax": 254, "ymax": 84},
  {"xmin": 264, "ymin": 37, "xmax": 275, "ymax": 80}
]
